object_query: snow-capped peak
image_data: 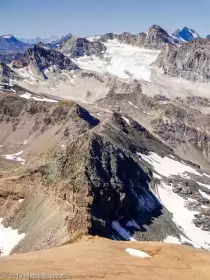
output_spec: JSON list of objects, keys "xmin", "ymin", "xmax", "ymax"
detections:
[
  {"xmin": 172, "ymin": 26, "xmax": 200, "ymax": 42},
  {"xmin": 1, "ymin": 34, "xmax": 13, "ymax": 39}
]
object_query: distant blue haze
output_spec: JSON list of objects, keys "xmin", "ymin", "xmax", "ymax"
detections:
[{"xmin": 0, "ymin": 0, "xmax": 209, "ymax": 38}]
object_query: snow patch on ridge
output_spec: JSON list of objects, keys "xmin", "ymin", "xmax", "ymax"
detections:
[
  {"xmin": 164, "ymin": 234, "xmax": 193, "ymax": 245},
  {"xmin": 125, "ymin": 248, "xmax": 151, "ymax": 258},
  {"xmin": 3, "ymin": 150, "xmax": 26, "ymax": 164},
  {"xmin": 199, "ymin": 190, "xmax": 210, "ymax": 200},
  {"xmin": 197, "ymin": 182, "xmax": 210, "ymax": 191},
  {"xmin": 138, "ymin": 152, "xmax": 201, "ymax": 178},
  {"xmin": 20, "ymin": 92, "xmax": 58, "ymax": 103},
  {"xmin": 158, "ymin": 183, "xmax": 210, "ymax": 250},
  {"xmin": 128, "ymin": 101, "xmax": 138, "ymax": 108},
  {"xmin": 0, "ymin": 218, "xmax": 25, "ymax": 256},
  {"xmin": 87, "ymin": 36, "xmax": 101, "ymax": 42},
  {"xmin": 164, "ymin": 235, "xmax": 181, "ymax": 244},
  {"xmin": 122, "ymin": 116, "xmax": 130, "ymax": 126}
]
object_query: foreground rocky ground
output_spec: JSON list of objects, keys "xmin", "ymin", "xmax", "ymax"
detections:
[{"xmin": 0, "ymin": 237, "xmax": 210, "ymax": 280}]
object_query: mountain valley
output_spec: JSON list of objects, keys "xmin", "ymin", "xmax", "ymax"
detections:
[{"xmin": 0, "ymin": 22, "xmax": 210, "ymax": 279}]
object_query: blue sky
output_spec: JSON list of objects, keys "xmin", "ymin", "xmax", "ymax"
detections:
[{"xmin": 0, "ymin": 0, "xmax": 210, "ymax": 38}]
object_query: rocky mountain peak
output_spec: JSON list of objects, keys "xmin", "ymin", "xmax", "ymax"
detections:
[
  {"xmin": 155, "ymin": 37, "xmax": 210, "ymax": 81},
  {"xmin": 172, "ymin": 26, "xmax": 200, "ymax": 42},
  {"xmin": 149, "ymin": 25, "xmax": 168, "ymax": 34},
  {"xmin": 144, "ymin": 25, "xmax": 178, "ymax": 50},
  {"xmin": 59, "ymin": 36, "xmax": 106, "ymax": 57},
  {"xmin": 12, "ymin": 44, "xmax": 79, "ymax": 77},
  {"xmin": 99, "ymin": 33, "xmax": 115, "ymax": 42},
  {"xmin": 0, "ymin": 62, "xmax": 19, "ymax": 84}
]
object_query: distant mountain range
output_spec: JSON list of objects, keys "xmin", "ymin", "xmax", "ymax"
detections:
[
  {"xmin": 20, "ymin": 34, "xmax": 72, "ymax": 46},
  {"xmin": 0, "ymin": 35, "xmax": 30, "ymax": 54},
  {"xmin": 0, "ymin": 26, "xmax": 209, "ymax": 65},
  {"xmin": 0, "ymin": 33, "xmax": 72, "ymax": 63}
]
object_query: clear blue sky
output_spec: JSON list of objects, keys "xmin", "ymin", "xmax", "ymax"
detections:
[{"xmin": 0, "ymin": 0, "xmax": 210, "ymax": 38}]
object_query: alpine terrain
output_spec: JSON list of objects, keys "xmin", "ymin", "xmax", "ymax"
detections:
[{"xmin": 0, "ymin": 22, "xmax": 210, "ymax": 280}]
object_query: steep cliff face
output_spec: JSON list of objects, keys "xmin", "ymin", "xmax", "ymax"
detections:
[
  {"xmin": 151, "ymin": 103, "xmax": 210, "ymax": 165},
  {"xmin": 115, "ymin": 32, "xmax": 146, "ymax": 47},
  {"xmin": 12, "ymin": 44, "xmax": 79, "ymax": 78},
  {"xmin": 1, "ymin": 94, "xmax": 210, "ymax": 254},
  {"xmin": 59, "ymin": 36, "xmax": 106, "ymax": 57},
  {"xmin": 144, "ymin": 25, "xmax": 178, "ymax": 50},
  {"xmin": 0, "ymin": 94, "xmax": 175, "ymax": 254},
  {"xmin": 99, "ymin": 25, "xmax": 178, "ymax": 50},
  {"xmin": 98, "ymin": 86, "xmax": 210, "ymax": 168},
  {"xmin": 0, "ymin": 108, "xmax": 164, "ymax": 253},
  {"xmin": 0, "ymin": 62, "xmax": 19, "ymax": 84},
  {"xmin": 155, "ymin": 39, "xmax": 210, "ymax": 82}
]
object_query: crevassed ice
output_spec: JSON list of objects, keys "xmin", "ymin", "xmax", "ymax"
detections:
[{"xmin": 73, "ymin": 40, "xmax": 159, "ymax": 82}]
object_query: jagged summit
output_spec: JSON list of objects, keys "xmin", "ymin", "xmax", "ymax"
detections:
[
  {"xmin": 173, "ymin": 26, "xmax": 200, "ymax": 42},
  {"xmin": 2, "ymin": 34, "xmax": 13, "ymax": 39},
  {"xmin": 144, "ymin": 25, "xmax": 179, "ymax": 49},
  {"xmin": 59, "ymin": 36, "xmax": 106, "ymax": 57},
  {"xmin": 0, "ymin": 61, "xmax": 19, "ymax": 85},
  {"xmin": 1, "ymin": 23, "xmax": 210, "ymax": 262},
  {"xmin": 99, "ymin": 25, "xmax": 179, "ymax": 50},
  {"xmin": 155, "ymin": 37, "xmax": 210, "ymax": 81},
  {"xmin": 12, "ymin": 44, "xmax": 79, "ymax": 77}
]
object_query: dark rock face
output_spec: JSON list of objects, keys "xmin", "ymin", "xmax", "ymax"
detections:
[
  {"xmin": 12, "ymin": 44, "xmax": 79, "ymax": 77},
  {"xmin": 155, "ymin": 39, "xmax": 210, "ymax": 82},
  {"xmin": 115, "ymin": 32, "xmax": 146, "ymax": 47},
  {"xmin": 59, "ymin": 36, "xmax": 106, "ymax": 57},
  {"xmin": 99, "ymin": 33, "xmax": 115, "ymax": 42},
  {"xmin": 100, "ymin": 25, "xmax": 178, "ymax": 50},
  {"xmin": 144, "ymin": 25, "xmax": 178, "ymax": 50},
  {"xmin": 0, "ymin": 94, "xmax": 182, "ymax": 253},
  {"xmin": 136, "ymin": 32, "xmax": 147, "ymax": 46},
  {"xmin": 97, "ymin": 80, "xmax": 210, "ymax": 168},
  {"xmin": 0, "ymin": 62, "xmax": 19, "ymax": 84}
]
